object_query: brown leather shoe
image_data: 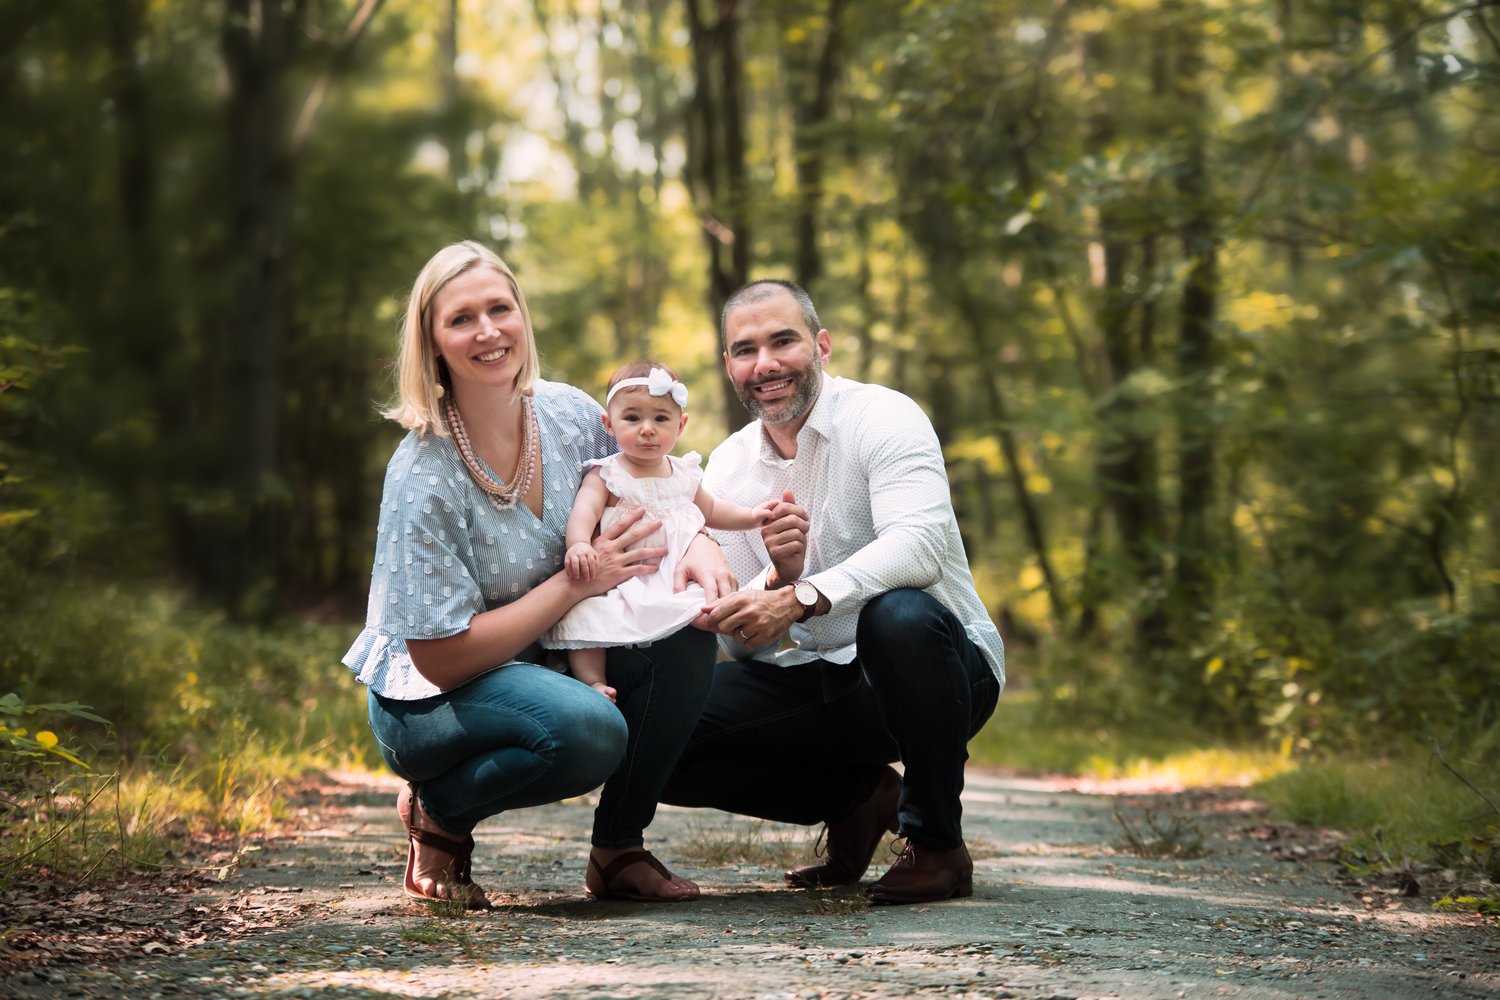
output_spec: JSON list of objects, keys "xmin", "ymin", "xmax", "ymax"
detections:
[
  {"xmin": 784, "ymin": 765, "xmax": 901, "ymax": 888},
  {"xmin": 867, "ymin": 840, "xmax": 973, "ymax": 905}
]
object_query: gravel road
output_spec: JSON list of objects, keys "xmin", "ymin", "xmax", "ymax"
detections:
[{"xmin": 3, "ymin": 768, "xmax": 1496, "ymax": 998}]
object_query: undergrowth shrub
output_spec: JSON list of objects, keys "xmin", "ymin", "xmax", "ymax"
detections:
[
  {"xmin": 1194, "ymin": 598, "xmax": 1500, "ymax": 752},
  {"xmin": 0, "ymin": 578, "xmax": 372, "ymax": 881},
  {"xmin": 1, "ymin": 300, "xmax": 373, "ymax": 881},
  {"xmin": 1255, "ymin": 725, "xmax": 1500, "ymax": 878},
  {"xmin": 2, "ymin": 581, "xmax": 369, "ymax": 765}
]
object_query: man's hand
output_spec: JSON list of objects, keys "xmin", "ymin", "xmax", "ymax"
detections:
[
  {"xmin": 677, "ymin": 532, "xmax": 737, "ymax": 631},
  {"xmin": 702, "ymin": 587, "xmax": 801, "ymax": 648},
  {"xmin": 760, "ymin": 489, "xmax": 809, "ymax": 588}
]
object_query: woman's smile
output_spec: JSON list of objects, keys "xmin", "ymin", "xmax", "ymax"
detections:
[{"xmin": 430, "ymin": 267, "xmax": 528, "ymax": 393}]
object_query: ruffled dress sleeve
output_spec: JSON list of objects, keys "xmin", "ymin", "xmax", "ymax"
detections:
[{"xmin": 342, "ymin": 433, "xmax": 488, "ymax": 699}]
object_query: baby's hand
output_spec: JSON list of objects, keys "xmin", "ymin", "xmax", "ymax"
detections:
[
  {"xmin": 566, "ymin": 542, "xmax": 599, "ymax": 581},
  {"xmin": 752, "ymin": 499, "xmax": 778, "ymax": 525}
]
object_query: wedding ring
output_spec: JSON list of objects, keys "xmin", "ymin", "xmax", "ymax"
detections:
[{"xmin": 736, "ymin": 628, "xmax": 749, "ymax": 642}]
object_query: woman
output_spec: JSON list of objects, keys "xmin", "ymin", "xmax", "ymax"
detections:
[{"xmin": 343, "ymin": 241, "xmax": 731, "ymax": 907}]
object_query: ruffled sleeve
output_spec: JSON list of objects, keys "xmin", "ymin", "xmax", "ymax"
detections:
[
  {"xmin": 589, "ymin": 454, "xmax": 632, "ymax": 501},
  {"xmin": 365, "ymin": 446, "xmax": 485, "ymax": 641},
  {"xmin": 672, "ymin": 452, "xmax": 704, "ymax": 490},
  {"xmin": 343, "ymin": 433, "xmax": 489, "ymax": 701}
]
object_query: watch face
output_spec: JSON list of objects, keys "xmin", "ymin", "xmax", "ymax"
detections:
[{"xmin": 794, "ymin": 581, "xmax": 817, "ymax": 607}]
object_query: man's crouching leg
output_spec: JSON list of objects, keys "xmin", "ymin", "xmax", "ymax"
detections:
[{"xmin": 852, "ymin": 588, "xmax": 999, "ymax": 904}]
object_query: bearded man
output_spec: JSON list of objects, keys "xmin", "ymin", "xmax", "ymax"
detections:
[{"xmin": 660, "ymin": 279, "xmax": 1005, "ymax": 904}]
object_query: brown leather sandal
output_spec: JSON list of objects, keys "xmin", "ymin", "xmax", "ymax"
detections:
[
  {"xmin": 586, "ymin": 849, "xmax": 698, "ymax": 902},
  {"xmin": 399, "ymin": 783, "xmax": 490, "ymax": 909}
]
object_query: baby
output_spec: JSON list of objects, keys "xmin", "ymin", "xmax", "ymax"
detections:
[{"xmin": 545, "ymin": 361, "xmax": 774, "ymax": 701}]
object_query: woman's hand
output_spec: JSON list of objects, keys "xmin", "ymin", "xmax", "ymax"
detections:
[
  {"xmin": 409, "ymin": 511, "xmax": 663, "ymax": 692},
  {"xmin": 582, "ymin": 506, "xmax": 668, "ymax": 597}
]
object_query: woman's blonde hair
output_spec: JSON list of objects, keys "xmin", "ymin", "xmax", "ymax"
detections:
[{"xmin": 382, "ymin": 241, "xmax": 540, "ymax": 435}]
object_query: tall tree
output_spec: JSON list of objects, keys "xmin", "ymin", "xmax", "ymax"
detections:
[
  {"xmin": 778, "ymin": 0, "xmax": 848, "ymax": 293},
  {"xmin": 683, "ymin": 0, "xmax": 752, "ymax": 430},
  {"xmin": 1169, "ymin": 5, "xmax": 1218, "ymax": 644},
  {"xmin": 207, "ymin": 0, "xmax": 386, "ymax": 615}
]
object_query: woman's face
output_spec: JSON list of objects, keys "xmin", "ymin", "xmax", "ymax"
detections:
[{"xmin": 430, "ymin": 267, "xmax": 528, "ymax": 398}]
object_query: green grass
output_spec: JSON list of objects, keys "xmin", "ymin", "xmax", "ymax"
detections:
[
  {"xmin": 974, "ymin": 687, "xmax": 1500, "ymax": 877},
  {"xmin": 1255, "ymin": 741, "xmax": 1500, "ymax": 876},
  {"xmin": 1, "ymin": 576, "xmax": 373, "ymax": 883},
  {"xmin": 969, "ymin": 688, "xmax": 1291, "ymax": 786}
]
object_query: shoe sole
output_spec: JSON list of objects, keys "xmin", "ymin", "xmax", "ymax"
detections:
[{"xmin": 868, "ymin": 877, "xmax": 974, "ymax": 905}]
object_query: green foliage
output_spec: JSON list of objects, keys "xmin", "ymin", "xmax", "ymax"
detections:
[
  {"xmin": 1256, "ymin": 730, "xmax": 1500, "ymax": 877},
  {"xmin": 1194, "ymin": 593, "xmax": 1500, "ymax": 748},
  {"xmin": 967, "ymin": 639, "xmax": 1290, "ymax": 785},
  {"xmin": 1433, "ymin": 896, "xmax": 1500, "ymax": 922},
  {"xmin": 0, "ymin": 693, "xmax": 107, "ymax": 769},
  {"xmin": 0, "ymin": 577, "xmax": 370, "ymax": 767},
  {"xmin": 0, "ymin": 576, "xmax": 373, "ymax": 879}
]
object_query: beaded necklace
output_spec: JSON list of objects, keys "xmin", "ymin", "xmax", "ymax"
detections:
[{"xmin": 443, "ymin": 393, "xmax": 538, "ymax": 512}]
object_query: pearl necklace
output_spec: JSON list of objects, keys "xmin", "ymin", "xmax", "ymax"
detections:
[{"xmin": 443, "ymin": 393, "xmax": 538, "ymax": 511}]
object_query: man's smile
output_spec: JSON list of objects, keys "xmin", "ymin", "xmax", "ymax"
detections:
[{"xmin": 751, "ymin": 377, "xmax": 794, "ymax": 395}]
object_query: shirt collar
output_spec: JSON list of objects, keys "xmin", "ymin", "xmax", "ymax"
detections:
[{"xmin": 756, "ymin": 373, "xmax": 833, "ymax": 466}]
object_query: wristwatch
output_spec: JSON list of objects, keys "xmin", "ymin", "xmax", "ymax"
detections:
[{"xmin": 792, "ymin": 580, "xmax": 820, "ymax": 623}]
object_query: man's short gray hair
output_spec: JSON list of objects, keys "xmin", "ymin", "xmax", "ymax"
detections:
[{"xmin": 721, "ymin": 280, "xmax": 821, "ymax": 343}]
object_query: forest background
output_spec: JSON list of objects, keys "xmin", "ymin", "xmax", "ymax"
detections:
[{"xmin": 2, "ymin": 0, "xmax": 1498, "ymax": 881}]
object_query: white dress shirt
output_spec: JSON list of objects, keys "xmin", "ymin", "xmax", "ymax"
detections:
[{"xmin": 703, "ymin": 374, "xmax": 1005, "ymax": 684}]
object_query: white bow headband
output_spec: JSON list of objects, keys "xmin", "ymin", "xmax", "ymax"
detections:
[{"xmin": 604, "ymin": 367, "xmax": 689, "ymax": 410}]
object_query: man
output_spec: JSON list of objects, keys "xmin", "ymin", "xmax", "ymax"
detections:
[{"xmin": 661, "ymin": 279, "xmax": 1004, "ymax": 904}]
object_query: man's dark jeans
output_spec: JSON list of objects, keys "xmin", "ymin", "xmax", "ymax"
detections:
[{"xmin": 661, "ymin": 588, "xmax": 1000, "ymax": 849}]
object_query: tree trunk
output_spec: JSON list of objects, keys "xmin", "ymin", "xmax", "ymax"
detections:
[
  {"xmin": 684, "ymin": 0, "xmax": 751, "ymax": 433},
  {"xmin": 1077, "ymin": 29, "xmax": 1169, "ymax": 646},
  {"xmin": 215, "ymin": 0, "xmax": 296, "ymax": 616},
  {"xmin": 1171, "ymin": 10, "xmax": 1218, "ymax": 641},
  {"xmin": 786, "ymin": 0, "xmax": 846, "ymax": 294},
  {"xmin": 440, "ymin": 0, "xmax": 467, "ymax": 191}
]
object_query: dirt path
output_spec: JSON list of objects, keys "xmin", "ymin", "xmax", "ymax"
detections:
[{"xmin": 3, "ymin": 768, "xmax": 1497, "ymax": 999}]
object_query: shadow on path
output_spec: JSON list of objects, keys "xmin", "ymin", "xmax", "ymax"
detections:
[{"xmin": 2, "ymin": 769, "xmax": 1496, "ymax": 998}]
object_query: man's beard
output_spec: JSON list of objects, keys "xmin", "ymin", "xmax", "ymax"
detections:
[{"xmin": 736, "ymin": 353, "xmax": 823, "ymax": 426}]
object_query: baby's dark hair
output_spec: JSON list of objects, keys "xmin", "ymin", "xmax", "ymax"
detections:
[{"xmin": 605, "ymin": 359, "xmax": 680, "ymax": 398}]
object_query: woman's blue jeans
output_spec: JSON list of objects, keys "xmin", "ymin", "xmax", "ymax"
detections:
[{"xmin": 368, "ymin": 625, "xmax": 715, "ymax": 849}]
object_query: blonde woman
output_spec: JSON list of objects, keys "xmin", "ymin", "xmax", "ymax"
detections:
[{"xmin": 343, "ymin": 242, "xmax": 733, "ymax": 906}]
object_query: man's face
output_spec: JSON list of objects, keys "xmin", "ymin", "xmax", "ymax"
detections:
[{"xmin": 722, "ymin": 292, "xmax": 831, "ymax": 427}]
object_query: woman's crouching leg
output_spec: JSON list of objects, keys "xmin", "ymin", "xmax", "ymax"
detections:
[{"xmin": 369, "ymin": 663, "xmax": 628, "ymax": 834}]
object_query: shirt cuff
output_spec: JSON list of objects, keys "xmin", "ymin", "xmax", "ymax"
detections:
[{"xmin": 805, "ymin": 569, "xmax": 855, "ymax": 617}]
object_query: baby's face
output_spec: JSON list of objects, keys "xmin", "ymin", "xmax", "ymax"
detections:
[{"xmin": 605, "ymin": 390, "xmax": 688, "ymax": 463}]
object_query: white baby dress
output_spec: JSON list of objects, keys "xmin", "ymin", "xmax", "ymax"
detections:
[{"xmin": 544, "ymin": 452, "xmax": 709, "ymax": 649}]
